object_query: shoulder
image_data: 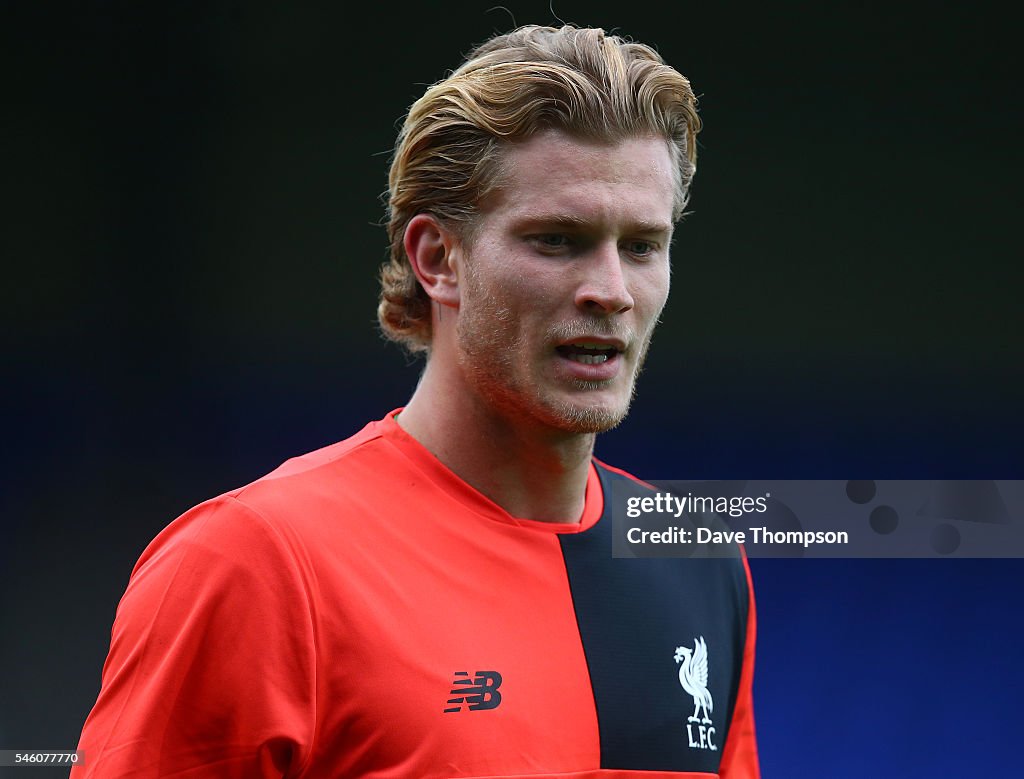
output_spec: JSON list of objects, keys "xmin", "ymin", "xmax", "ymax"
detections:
[
  {"xmin": 133, "ymin": 415, "xmax": 408, "ymax": 576},
  {"xmin": 590, "ymin": 457, "xmax": 657, "ymax": 531},
  {"xmin": 592, "ymin": 457, "xmax": 658, "ymax": 492},
  {"xmin": 590, "ymin": 459, "xmax": 751, "ymax": 575},
  {"xmin": 233, "ymin": 414, "xmax": 396, "ymax": 507},
  {"xmin": 220, "ymin": 415, "xmax": 407, "ymax": 527}
]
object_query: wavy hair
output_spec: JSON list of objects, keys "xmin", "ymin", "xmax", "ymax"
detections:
[{"xmin": 378, "ymin": 24, "xmax": 701, "ymax": 353}]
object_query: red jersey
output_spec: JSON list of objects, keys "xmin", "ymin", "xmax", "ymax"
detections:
[{"xmin": 74, "ymin": 411, "xmax": 758, "ymax": 778}]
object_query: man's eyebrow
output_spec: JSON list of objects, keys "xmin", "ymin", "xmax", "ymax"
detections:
[{"xmin": 511, "ymin": 213, "xmax": 673, "ymax": 234}]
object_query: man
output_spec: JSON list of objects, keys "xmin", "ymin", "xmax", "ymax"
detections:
[{"xmin": 74, "ymin": 24, "xmax": 759, "ymax": 778}]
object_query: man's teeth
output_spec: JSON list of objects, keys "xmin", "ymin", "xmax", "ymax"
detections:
[
  {"xmin": 568, "ymin": 353, "xmax": 609, "ymax": 364},
  {"xmin": 563, "ymin": 343, "xmax": 616, "ymax": 364}
]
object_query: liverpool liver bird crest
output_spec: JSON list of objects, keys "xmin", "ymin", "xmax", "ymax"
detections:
[{"xmin": 674, "ymin": 637, "xmax": 713, "ymax": 724}]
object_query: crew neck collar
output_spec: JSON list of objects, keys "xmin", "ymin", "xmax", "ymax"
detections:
[{"xmin": 377, "ymin": 408, "xmax": 603, "ymax": 534}]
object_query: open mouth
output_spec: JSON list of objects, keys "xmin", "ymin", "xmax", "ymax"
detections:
[{"xmin": 555, "ymin": 342, "xmax": 622, "ymax": 365}]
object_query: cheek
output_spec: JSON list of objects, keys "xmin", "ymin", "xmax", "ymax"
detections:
[
  {"xmin": 467, "ymin": 240, "xmax": 529, "ymax": 297},
  {"xmin": 495, "ymin": 262, "xmax": 562, "ymax": 311},
  {"xmin": 636, "ymin": 266, "xmax": 671, "ymax": 320}
]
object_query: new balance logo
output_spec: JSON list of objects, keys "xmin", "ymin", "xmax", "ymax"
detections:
[{"xmin": 443, "ymin": 670, "xmax": 503, "ymax": 712}]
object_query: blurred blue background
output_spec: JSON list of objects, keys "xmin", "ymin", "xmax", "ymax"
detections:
[{"xmin": 1, "ymin": 2, "xmax": 1020, "ymax": 776}]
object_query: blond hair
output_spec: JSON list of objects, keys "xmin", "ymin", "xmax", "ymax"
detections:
[{"xmin": 378, "ymin": 24, "xmax": 701, "ymax": 353}]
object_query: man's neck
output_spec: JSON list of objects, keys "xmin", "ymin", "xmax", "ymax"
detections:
[{"xmin": 396, "ymin": 363, "xmax": 595, "ymax": 524}]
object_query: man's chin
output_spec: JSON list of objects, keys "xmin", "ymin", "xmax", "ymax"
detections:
[{"xmin": 546, "ymin": 399, "xmax": 631, "ymax": 434}]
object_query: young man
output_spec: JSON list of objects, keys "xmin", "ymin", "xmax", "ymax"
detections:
[{"xmin": 74, "ymin": 25, "xmax": 759, "ymax": 778}]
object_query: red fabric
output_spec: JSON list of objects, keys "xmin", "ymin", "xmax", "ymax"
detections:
[
  {"xmin": 716, "ymin": 548, "xmax": 760, "ymax": 779},
  {"xmin": 73, "ymin": 411, "xmax": 758, "ymax": 778}
]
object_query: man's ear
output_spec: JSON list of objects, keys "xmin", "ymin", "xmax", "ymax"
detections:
[{"xmin": 404, "ymin": 213, "xmax": 461, "ymax": 308}]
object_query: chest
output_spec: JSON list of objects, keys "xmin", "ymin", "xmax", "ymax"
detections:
[{"xmin": 299, "ymin": 511, "xmax": 747, "ymax": 777}]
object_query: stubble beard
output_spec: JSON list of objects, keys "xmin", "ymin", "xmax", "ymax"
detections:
[{"xmin": 455, "ymin": 274, "xmax": 659, "ymax": 435}]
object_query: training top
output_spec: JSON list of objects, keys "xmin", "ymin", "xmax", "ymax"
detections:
[{"xmin": 74, "ymin": 410, "xmax": 759, "ymax": 778}]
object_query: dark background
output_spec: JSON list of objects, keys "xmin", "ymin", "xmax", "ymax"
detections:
[{"xmin": 2, "ymin": 1, "xmax": 1021, "ymax": 776}]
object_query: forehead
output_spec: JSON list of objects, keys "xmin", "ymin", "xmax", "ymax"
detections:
[{"xmin": 481, "ymin": 130, "xmax": 676, "ymax": 229}]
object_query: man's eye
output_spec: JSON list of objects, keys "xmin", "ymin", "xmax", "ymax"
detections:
[
  {"xmin": 532, "ymin": 234, "xmax": 571, "ymax": 250},
  {"xmin": 625, "ymin": 240, "xmax": 656, "ymax": 256}
]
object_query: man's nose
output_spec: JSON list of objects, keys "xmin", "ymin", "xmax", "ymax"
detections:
[{"xmin": 573, "ymin": 242, "xmax": 634, "ymax": 315}]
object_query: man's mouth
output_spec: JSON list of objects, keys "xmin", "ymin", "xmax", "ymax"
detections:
[{"xmin": 555, "ymin": 342, "xmax": 622, "ymax": 365}]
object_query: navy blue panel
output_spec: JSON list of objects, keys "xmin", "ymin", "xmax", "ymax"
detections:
[{"xmin": 559, "ymin": 465, "xmax": 750, "ymax": 773}]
